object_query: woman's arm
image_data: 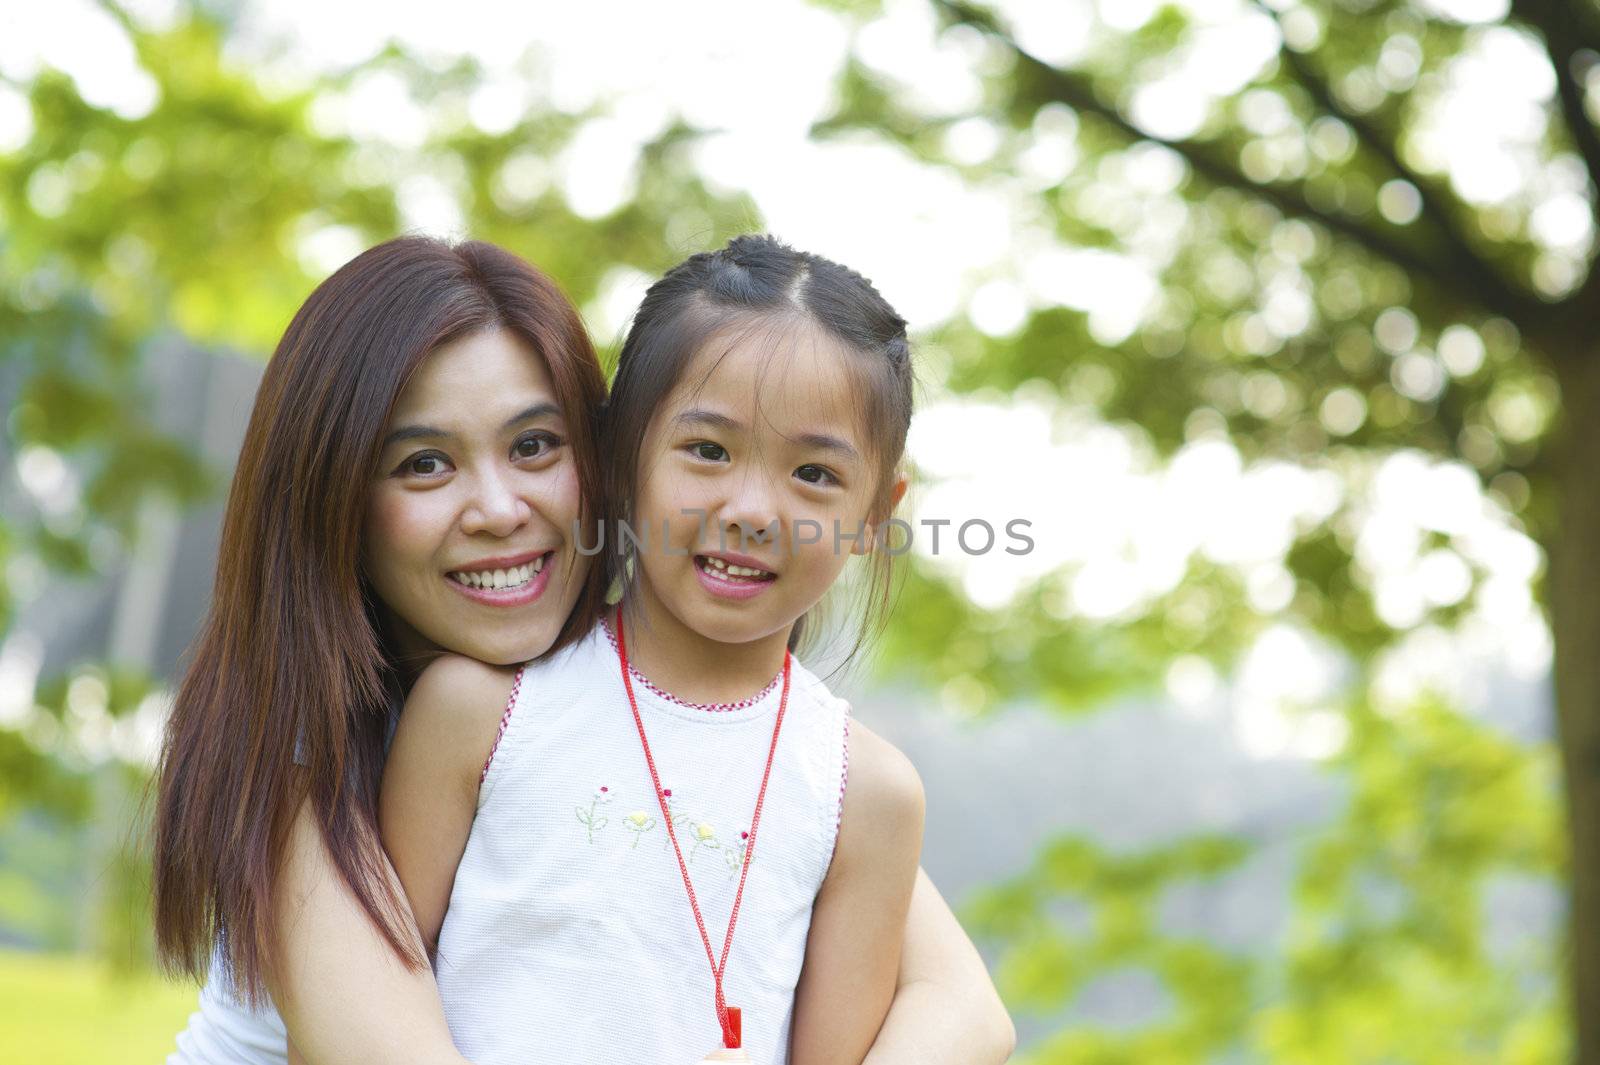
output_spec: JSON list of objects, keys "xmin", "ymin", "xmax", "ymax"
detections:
[
  {"xmin": 268, "ymin": 656, "xmax": 516, "ymax": 1065},
  {"xmin": 861, "ymin": 868, "xmax": 1017, "ymax": 1065},
  {"xmin": 267, "ymin": 799, "xmax": 468, "ymax": 1065}
]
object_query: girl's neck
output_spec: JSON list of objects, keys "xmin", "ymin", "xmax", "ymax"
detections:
[{"xmin": 619, "ymin": 582, "xmax": 791, "ymax": 706}]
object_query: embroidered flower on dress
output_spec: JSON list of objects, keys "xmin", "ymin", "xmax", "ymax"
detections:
[
  {"xmin": 576, "ymin": 786, "xmax": 611, "ymax": 843},
  {"xmin": 687, "ymin": 821, "xmax": 722, "ymax": 862},
  {"xmin": 724, "ymin": 829, "xmax": 751, "ymax": 878},
  {"xmin": 624, "ymin": 809, "xmax": 656, "ymax": 848}
]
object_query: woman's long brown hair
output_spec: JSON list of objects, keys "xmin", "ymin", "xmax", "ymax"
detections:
[{"xmin": 152, "ymin": 237, "xmax": 608, "ymax": 1001}]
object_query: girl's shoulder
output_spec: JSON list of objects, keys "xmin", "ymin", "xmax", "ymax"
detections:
[
  {"xmin": 406, "ymin": 653, "xmax": 524, "ymax": 725},
  {"xmin": 390, "ymin": 655, "xmax": 525, "ymax": 792}
]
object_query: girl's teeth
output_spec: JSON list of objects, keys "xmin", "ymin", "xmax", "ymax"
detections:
[{"xmin": 700, "ymin": 557, "xmax": 769, "ymax": 580}]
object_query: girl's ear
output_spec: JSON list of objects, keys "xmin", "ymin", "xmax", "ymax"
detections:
[
  {"xmin": 852, "ymin": 470, "xmax": 911, "ymax": 556},
  {"xmin": 885, "ymin": 470, "xmax": 909, "ymax": 512}
]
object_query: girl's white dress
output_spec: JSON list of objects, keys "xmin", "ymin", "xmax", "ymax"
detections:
[{"xmin": 435, "ymin": 622, "xmax": 850, "ymax": 1065}]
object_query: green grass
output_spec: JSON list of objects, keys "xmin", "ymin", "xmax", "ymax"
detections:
[{"xmin": 0, "ymin": 950, "xmax": 198, "ymax": 1063}]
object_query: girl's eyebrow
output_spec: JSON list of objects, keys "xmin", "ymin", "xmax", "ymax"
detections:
[
  {"xmin": 673, "ymin": 407, "xmax": 744, "ymax": 434},
  {"xmin": 795, "ymin": 432, "xmax": 861, "ymax": 462},
  {"xmin": 674, "ymin": 407, "xmax": 860, "ymax": 462},
  {"xmin": 381, "ymin": 402, "xmax": 562, "ymax": 450}
]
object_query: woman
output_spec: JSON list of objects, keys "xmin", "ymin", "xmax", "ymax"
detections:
[{"xmin": 155, "ymin": 236, "xmax": 1015, "ymax": 1064}]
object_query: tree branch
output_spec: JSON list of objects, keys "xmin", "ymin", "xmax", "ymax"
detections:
[
  {"xmin": 1249, "ymin": 0, "xmax": 1536, "ymax": 328},
  {"xmin": 1511, "ymin": 0, "xmax": 1600, "ymax": 322},
  {"xmin": 932, "ymin": 0, "xmax": 1539, "ymax": 325},
  {"xmin": 1513, "ymin": 0, "xmax": 1600, "ymax": 212},
  {"xmin": 1564, "ymin": 0, "xmax": 1600, "ymax": 58}
]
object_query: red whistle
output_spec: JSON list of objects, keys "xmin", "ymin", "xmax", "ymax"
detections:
[{"xmin": 725, "ymin": 1006, "xmax": 742, "ymax": 1049}]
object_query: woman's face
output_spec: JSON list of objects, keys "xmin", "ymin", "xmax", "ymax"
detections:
[{"xmin": 363, "ymin": 326, "xmax": 588, "ymax": 669}]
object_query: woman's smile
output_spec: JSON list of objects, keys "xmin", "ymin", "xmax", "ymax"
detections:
[{"xmin": 445, "ymin": 549, "xmax": 556, "ymax": 604}]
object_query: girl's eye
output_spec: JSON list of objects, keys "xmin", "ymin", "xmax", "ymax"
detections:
[
  {"xmin": 513, "ymin": 432, "xmax": 562, "ymax": 461},
  {"xmin": 400, "ymin": 451, "xmax": 452, "ymax": 477},
  {"xmin": 691, "ymin": 442, "xmax": 728, "ymax": 462},
  {"xmin": 795, "ymin": 464, "xmax": 840, "ymax": 487}
]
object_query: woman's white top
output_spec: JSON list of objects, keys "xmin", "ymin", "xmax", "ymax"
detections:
[
  {"xmin": 168, "ymin": 953, "xmax": 288, "ymax": 1065},
  {"xmin": 166, "ymin": 707, "xmax": 403, "ymax": 1065},
  {"xmin": 435, "ymin": 622, "xmax": 849, "ymax": 1065},
  {"xmin": 167, "ymin": 623, "xmax": 850, "ymax": 1065}
]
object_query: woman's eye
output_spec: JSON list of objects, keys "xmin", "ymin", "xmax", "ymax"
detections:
[
  {"xmin": 514, "ymin": 432, "xmax": 561, "ymax": 460},
  {"xmin": 795, "ymin": 464, "xmax": 839, "ymax": 487},
  {"xmin": 400, "ymin": 451, "xmax": 452, "ymax": 477},
  {"xmin": 691, "ymin": 442, "xmax": 728, "ymax": 462}
]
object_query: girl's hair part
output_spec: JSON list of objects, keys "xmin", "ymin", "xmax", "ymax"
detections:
[
  {"xmin": 152, "ymin": 236, "xmax": 608, "ymax": 1001},
  {"xmin": 600, "ymin": 233, "xmax": 914, "ymax": 665}
]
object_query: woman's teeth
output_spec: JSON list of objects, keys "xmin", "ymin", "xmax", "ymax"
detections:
[
  {"xmin": 449, "ymin": 555, "xmax": 545, "ymax": 590},
  {"xmin": 697, "ymin": 556, "xmax": 774, "ymax": 582}
]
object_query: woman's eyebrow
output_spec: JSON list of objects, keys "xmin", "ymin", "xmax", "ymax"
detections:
[
  {"xmin": 502, "ymin": 401, "xmax": 562, "ymax": 428},
  {"xmin": 381, "ymin": 402, "xmax": 562, "ymax": 450},
  {"xmin": 381, "ymin": 424, "xmax": 452, "ymax": 449}
]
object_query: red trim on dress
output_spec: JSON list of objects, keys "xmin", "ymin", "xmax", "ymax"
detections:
[
  {"xmin": 601, "ymin": 620, "xmax": 781, "ymax": 712},
  {"xmin": 480, "ymin": 664, "xmax": 526, "ymax": 784},
  {"xmin": 837, "ymin": 715, "xmax": 851, "ymax": 831}
]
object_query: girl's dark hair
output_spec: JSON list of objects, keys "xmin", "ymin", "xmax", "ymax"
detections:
[
  {"xmin": 152, "ymin": 236, "xmax": 608, "ymax": 1001},
  {"xmin": 601, "ymin": 233, "xmax": 914, "ymax": 659}
]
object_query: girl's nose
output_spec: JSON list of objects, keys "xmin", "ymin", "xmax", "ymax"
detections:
[{"xmin": 720, "ymin": 476, "xmax": 781, "ymax": 551}]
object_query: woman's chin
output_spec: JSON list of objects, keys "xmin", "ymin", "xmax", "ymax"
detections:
[{"xmin": 449, "ymin": 626, "xmax": 558, "ymax": 666}]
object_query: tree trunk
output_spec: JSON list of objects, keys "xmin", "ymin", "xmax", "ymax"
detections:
[{"xmin": 1546, "ymin": 350, "xmax": 1600, "ymax": 1065}]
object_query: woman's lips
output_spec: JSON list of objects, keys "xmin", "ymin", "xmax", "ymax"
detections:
[{"xmin": 446, "ymin": 551, "xmax": 555, "ymax": 607}]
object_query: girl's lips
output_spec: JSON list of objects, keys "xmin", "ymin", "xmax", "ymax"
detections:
[
  {"xmin": 447, "ymin": 551, "xmax": 555, "ymax": 607},
  {"xmin": 693, "ymin": 553, "xmax": 776, "ymax": 602}
]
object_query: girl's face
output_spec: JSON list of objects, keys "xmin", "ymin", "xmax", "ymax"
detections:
[
  {"xmin": 363, "ymin": 327, "xmax": 587, "ymax": 669},
  {"xmin": 632, "ymin": 324, "xmax": 902, "ymax": 647}
]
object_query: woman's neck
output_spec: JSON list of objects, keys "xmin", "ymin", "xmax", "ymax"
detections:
[
  {"xmin": 379, "ymin": 609, "xmax": 444, "ymax": 694},
  {"xmin": 620, "ymin": 582, "xmax": 791, "ymax": 706}
]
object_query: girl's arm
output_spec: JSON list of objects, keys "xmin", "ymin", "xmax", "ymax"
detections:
[
  {"xmin": 269, "ymin": 655, "xmax": 517, "ymax": 1065},
  {"xmin": 790, "ymin": 721, "xmax": 926, "ymax": 1065},
  {"xmin": 862, "ymin": 868, "xmax": 1017, "ymax": 1065},
  {"xmin": 376, "ymin": 655, "xmax": 517, "ymax": 952}
]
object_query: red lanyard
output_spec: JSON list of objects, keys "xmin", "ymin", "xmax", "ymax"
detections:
[{"xmin": 615, "ymin": 604, "xmax": 792, "ymax": 1051}]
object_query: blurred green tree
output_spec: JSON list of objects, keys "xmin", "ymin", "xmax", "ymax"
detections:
[{"xmin": 815, "ymin": 0, "xmax": 1590, "ymax": 1060}]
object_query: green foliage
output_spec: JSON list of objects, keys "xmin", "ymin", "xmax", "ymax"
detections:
[
  {"xmin": 969, "ymin": 832, "xmax": 1255, "ymax": 1063},
  {"xmin": 1252, "ymin": 695, "xmax": 1566, "ymax": 1063},
  {"xmin": 821, "ymin": 0, "xmax": 1586, "ymax": 1058}
]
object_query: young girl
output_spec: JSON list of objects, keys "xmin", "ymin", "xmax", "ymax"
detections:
[{"xmin": 379, "ymin": 234, "xmax": 925, "ymax": 1065}]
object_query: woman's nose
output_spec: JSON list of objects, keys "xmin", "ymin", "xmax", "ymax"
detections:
[{"xmin": 460, "ymin": 470, "xmax": 532, "ymax": 537}]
